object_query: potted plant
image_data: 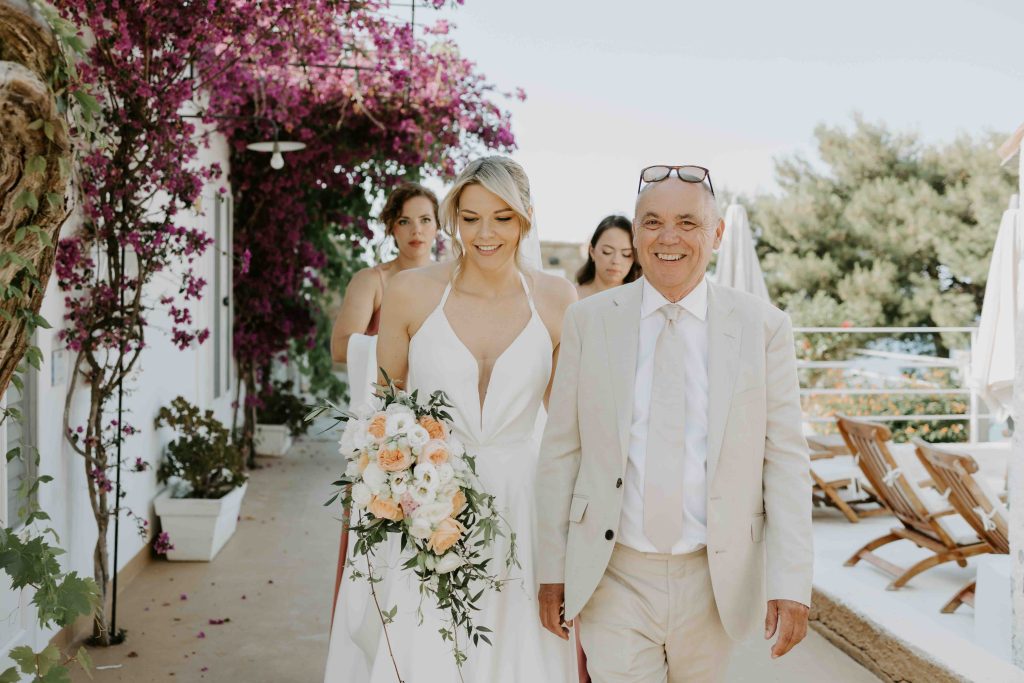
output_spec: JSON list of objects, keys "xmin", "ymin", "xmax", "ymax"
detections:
[
  {"xmin": 153, "ymin": 397, "xmax": 248, "ymax": 561},
  {"xmin": 254, "ymin": 379, "xmax": 311, "ymax": 457}
]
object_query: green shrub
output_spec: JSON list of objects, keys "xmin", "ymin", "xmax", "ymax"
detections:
[
  {"xmin": 256, "ymin": 380, "xmax": 312, "ymax": 437},
  {"xmin": 155, "ymin": 397, "xmax": 247, "ymax": 499}
]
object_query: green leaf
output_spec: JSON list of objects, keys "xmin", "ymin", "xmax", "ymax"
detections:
[
  {"xmin": 9, "ymin": 647, "xmax": 34, "ymax": 674},
  {"xmin": 57, "ymin": 158, "xmax": 70, "ymax": 178},
  {"xmin": 72, "ymin": 91, "xmax": 100, "ymax": 120},
  {"xmin": 27, "ymin": 156, "xmax": 47, "ymax": 175},
  {"xmin": 13, "ymin": 191, "xmax": 38, "ymax": 212},
  {"xmin": 43, "ymin": 122, "xmax": 55, "ymax": 141},
  {"xmin": 26, "ymin": 119, "xmax": 43, "ymax": 131},
  {"xmin": 74, "ymin": 646, "xmax": 93, "ymax": 675},
  {"xmin": 0, "ymin": 665, "xmax": 19, "ymax": 683},
  {"xmin": 15, "ymin": 227, "xmax": 26, "ymax": 243},
  {"xmin": 7, "ymin": 447, "xmax": 21, "ymax": 463},
  {"xmin": 46, "ymin": 193, "xmax": 63, "ymax": 210},
  {"xmin": 64, "ymin": 35, "xmax": 86, "ymax": 53}
]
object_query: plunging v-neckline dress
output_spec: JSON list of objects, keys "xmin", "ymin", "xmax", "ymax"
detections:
[{"xmin": 324, "ymin": 273, "xmax": 576, "ymax": 682}]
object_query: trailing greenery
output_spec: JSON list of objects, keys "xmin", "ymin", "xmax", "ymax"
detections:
[
  {"xmin": 255, "ymin": 380, "xmax": 312, "ymax": 438},
  {"xmin": 154, "ymin": 397, "xmax": 246, "ymax": 500}
]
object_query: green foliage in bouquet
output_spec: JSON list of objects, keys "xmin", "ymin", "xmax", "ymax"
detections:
[
  {"xmin": 256, "ymin": 380, "xmax": 312, "ymax": 437},
  {"xmin": 309, "ymin": 371, "xmax": 519, "ymax": 677},
  {"xmin": 155, "ymin": 397, "xmax": 246, "ymax": 499}
]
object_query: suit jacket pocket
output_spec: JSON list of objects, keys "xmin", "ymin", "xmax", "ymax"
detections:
[
  {"xmin": 751, "ymin": 512, "xmax": 766, "ymax": 542},
  {"xmin": 569, "ymin": 495, "xmax": 589, "ymax": 524}
]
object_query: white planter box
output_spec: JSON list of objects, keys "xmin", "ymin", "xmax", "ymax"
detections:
[
  {"xmin": 154, "ymin": 482, "xmax": 248, "ymax": 561},
  {"xmin": 254, "ymin": 423, "xmax": 293, "ymax": 457}
]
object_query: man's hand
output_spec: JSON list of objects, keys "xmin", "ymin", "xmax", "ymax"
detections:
[
  {"xmin": 538, "ymin": 583, "xmax": 572, "ymax": 640},
  {"xmin": 764, "ymin": 599, "xmax": 809, "ymax": 658}
]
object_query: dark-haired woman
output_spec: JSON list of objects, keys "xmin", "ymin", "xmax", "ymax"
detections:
[
  {"xmin": 575, "ymin": 214, "xmax": 639, "ymax": 299},
  {"xmin": 330, "ymin": 182, "xmax": 440, "ymax": 363},
  {"xmin": 327, "ymin": 182, "xmax": 439, "ymax": 628}
]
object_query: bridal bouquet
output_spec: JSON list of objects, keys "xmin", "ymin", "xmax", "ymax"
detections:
[{"xmin": 309, "ymin": 373, "xmax": 517, "ymax": 673}]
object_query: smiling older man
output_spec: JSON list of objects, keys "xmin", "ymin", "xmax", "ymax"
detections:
[{"xmin": 535, "ymin": 165, "xmax": 813, "ymax": 682}]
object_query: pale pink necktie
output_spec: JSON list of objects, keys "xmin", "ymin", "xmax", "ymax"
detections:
[{"xmin": 643, "ymin": 303, "xmax": 686, "ymax": 553}]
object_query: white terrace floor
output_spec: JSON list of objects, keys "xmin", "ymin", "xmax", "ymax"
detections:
[
  {"xmin": 811, "ymin": 440, "xmax": 1024, "ymax": 683},
  {"xmin": 70, "ymin": 437, "xmax": 878, "ymax": 683}
]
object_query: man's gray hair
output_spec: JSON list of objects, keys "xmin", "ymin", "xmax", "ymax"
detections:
[{"xmin": 635, "ymin": 179, "xmax": 721, "ymax": 228}]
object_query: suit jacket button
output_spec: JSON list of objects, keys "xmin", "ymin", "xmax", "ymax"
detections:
[
  {"xmin": 605, "ymin": 530, "xmax": 614, "ymax": 540},
  {"xmin": 615, "ymin": 478, "xmax": 623, "ymax": 489}
]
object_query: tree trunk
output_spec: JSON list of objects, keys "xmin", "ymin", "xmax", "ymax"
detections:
[{"xmin": 0, "ymin": 0, "xmax": 69, "ymax": 398}]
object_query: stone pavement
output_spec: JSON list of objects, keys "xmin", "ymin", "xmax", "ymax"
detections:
[{"xmin": 70, "ymin": 439, "xmax": 878, "ymax": 682}]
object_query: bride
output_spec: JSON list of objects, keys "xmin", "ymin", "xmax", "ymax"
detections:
[{"xmin": 324, "ymin": 156, "xmax": 578, "ymax": 682}]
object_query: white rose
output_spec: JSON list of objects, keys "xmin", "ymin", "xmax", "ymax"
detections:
[
  {"xmin": 409, "ymin": 516, "xmax": 434, "ymax": 539},
  {"xmin": 424, "ymin": 553, "xmax": 437, "ymax": 571},
  {"xmin": 386, "ymin": 402, "xmax": 414, "ymax": 416},
  {"xmin": 448, "ymin": 436, "xmax": 466, "ymax": 458},
  {"xmin": 351, "ymin": 482, "xmax": 372, "ymax": 509},
  {"xmin": 418, "ymin": 501, "xmax": 453, "ymax": 525},
  {"xmin": 385, "ymin": 412, "xmax": 415, "ymax": 437},
  {"xmin": 439, "ymin": 481, "xmax": 459, "ymax": 500},
  {"xmin": 414, "ymin": 462, "xmax": 439, "ymax": 487},
  {"xmin": 435, "ymin": 552, "xmax": 466, "ymax": 574},
  {"xmin": 361, "ymin": 462, "xmax": 388, "ymax": 493},
  {"xmin": 436, "ymin": 463, "xmax": 454, "ymax": 484},
  {"xmin": 344, "ymin": 459, "xmax": 362, "ymax": 478},
  {"xmin": 350, "ymin": 420, "xmax": 370, "ymax": 451},
  {"xmin": 339, "ymin": 424, "xmax": 357, "ymax": 457},
  {"xmin": 347, "ymin": 399, "xmax": 370, "ymax": 420},
  {"xmin": 406, "ymin": 425, "xmax": 430, "ymax": 448},
  {"xmin": 389, "ymin": 471, "xmax": 410, "ymax": 495},
  {"xmin": 410, "ymin": 479, "xmax": 437, "ymax": 505}
]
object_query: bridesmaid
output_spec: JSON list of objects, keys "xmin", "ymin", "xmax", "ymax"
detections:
[
  {"xmin": 572, "ymin": 214, "xmax": 639, "ymax": 682},
  {"xmin": 327, "ymin": 181, "xmax": 439, "ymax": 617},
  {"xmin": 330, "ymin": 181, "xmax": 440, "ymax": 362},
  {"xmin": 574, "ymin": 214, "xmax": 640, "ymax": 299}
]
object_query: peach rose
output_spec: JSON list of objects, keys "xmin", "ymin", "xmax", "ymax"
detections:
[
  {"xmin": 420, "ymin": 439, "xmax": 450, "ymax": 467},
  {"xmin": 367, "ymin": 413, "xmax": 387, "ymax": 441},
  {"xmin": 357, "ymin": 452, "xmax": 370, "ymax": 473},
  {"xmin": 429, "ymin": 517, "xmax": 465, "ymax": 554},
  {"xmin": 450, "ymin": 489, "xmax": 467, "ymax": 516},
  {"xmin": 418, "ymin": 416, "xmax": 447, "ymax": 441},
  {"xmin": 377, "ymin": 446, "xmax": 413, "ymax": 472},
  {"xmin": 368, "ymin": 495, "xmax": 404, "ymax": 521}
]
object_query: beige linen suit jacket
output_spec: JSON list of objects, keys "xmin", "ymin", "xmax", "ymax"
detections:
[{"xmin": 535, "ymin": 278, "xmax": 813, "ymax": 641}]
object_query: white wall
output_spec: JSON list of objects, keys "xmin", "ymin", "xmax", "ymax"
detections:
[{"xmin": 1, "ymin": 126, "xmax": 236, "ymax": 660}]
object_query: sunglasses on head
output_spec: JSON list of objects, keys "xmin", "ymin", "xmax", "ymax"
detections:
[{"xmin": 637, "ymin": 165, "xmax": 715, "ymax": 196}]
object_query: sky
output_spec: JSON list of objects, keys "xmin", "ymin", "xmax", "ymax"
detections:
[{"xmin": 415, "ymin": 0, "xmax": 1024, "ymax": 244}]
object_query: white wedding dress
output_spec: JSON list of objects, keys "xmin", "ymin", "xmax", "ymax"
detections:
[{"xmin": 324, "ymin": 272, "xmax": 577, "ymax": 682}]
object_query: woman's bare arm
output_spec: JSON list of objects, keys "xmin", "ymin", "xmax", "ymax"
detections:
[
  {"xmin": 539, "ymin": 275, "xmax": 579, "ymax": 408},
  {"xmin": 375, "ymin": 271, "xmax": 418, "ymax": 386},
  {"xmin": 330, "ymin": 268, "xmax": 381, "ymax": 363}
]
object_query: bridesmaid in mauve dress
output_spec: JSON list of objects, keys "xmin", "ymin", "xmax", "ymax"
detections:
[
  {"xmin": 572, "ymin": 214, "xmax": 640, "ymax": 682},
  {"xmin": 327, "ymin": 181, "xmax": 440, "ymax": 618}
]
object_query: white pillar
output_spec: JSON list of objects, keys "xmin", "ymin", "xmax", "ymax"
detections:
[{"xmin": 1012, "ymin": 138, "xmax": 1024, "ymax": 668}]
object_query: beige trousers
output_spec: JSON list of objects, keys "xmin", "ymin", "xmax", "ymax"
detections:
[{"xmin": 578, "ymin": 544, "xmax": 733, "ymax": 683}]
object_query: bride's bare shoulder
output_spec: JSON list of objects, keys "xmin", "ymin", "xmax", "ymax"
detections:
[
  {"xmin": 529, "ymin": 270, "xmax": 578, "ymax": 337},
  {"xmin": 386, "ymin": 262, "xmax": 454, "ymax": 307},
  {"xmin": 531, "ymin": 270, "xmax": 577, "ymax": 308}
]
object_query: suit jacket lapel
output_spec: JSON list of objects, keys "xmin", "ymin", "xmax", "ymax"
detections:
[
  {"xmin": 603, "ymin": 279, "xmax": 643, "ymax": 466},
  {"xmin": 706, "ymin": 283, "xmax": 741, "ymax": 486}
]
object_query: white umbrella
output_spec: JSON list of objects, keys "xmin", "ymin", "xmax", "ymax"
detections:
[
  {"xmin": 714, "ymin": 202, "xmax": 770, "ymax": 301},
  {"xmin": 970, "ymin": 195, "xmax": 1023, "ymax": 422}
]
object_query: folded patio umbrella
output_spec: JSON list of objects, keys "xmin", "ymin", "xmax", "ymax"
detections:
[
  {"xmin": 714, "ymin": 202, "xmax": 770, "ymax": 301},
  {"xmin": 970, "ymin": 198, "xmax": 1022, "ymax": 422}
]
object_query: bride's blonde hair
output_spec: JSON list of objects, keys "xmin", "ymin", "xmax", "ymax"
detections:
[{"xmin": 439, "ymin": 156, "xmax": 533, "ymax": 268}]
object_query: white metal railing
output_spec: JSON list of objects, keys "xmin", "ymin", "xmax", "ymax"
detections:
[{"xmin": 794, "ymin": 326, "xmax": 997, "ymax": 440}]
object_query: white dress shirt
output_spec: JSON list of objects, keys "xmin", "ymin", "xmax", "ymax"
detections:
[{"xmin": 618, "ymin": 277, "xmax": 709, "ymax": 554}]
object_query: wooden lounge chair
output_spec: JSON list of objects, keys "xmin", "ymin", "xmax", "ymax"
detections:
[
  {"xmin": 836, "ymin": 416, "xmax": 992, "ymax": 590},
  {"xmin": 913, "ymin": 439, "xmax": 1009, "ymax": 613},
  {"xmin": 807, "ymin": 433, "xmax": 888, "ymax": 523}
]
